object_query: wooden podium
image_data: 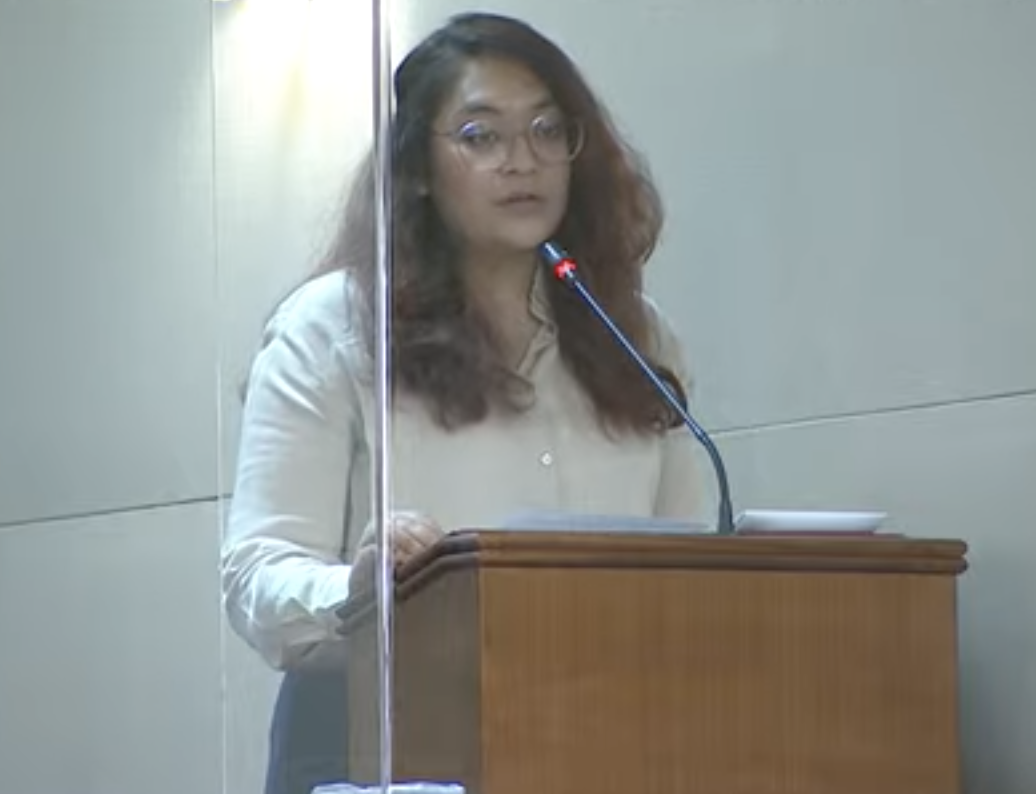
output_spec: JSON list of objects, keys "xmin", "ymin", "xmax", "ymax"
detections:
[{"xmin": 342, "ymin": 530, "xmax": 967, "ymax": 794}]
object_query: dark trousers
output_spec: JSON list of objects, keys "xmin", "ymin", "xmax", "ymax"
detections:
[{"xmin": 264, "ymin": 670, "xmax": 350, "ymax": 794}]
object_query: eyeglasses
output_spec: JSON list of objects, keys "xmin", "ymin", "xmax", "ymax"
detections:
[{"xmin": 433, "ymin": 113, "xmax": 585, "ymax": 171}]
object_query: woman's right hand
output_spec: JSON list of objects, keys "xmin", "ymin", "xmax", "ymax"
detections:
[{"xmin": 348, "ymin": 511, "xmax": 445, "ymax": 595}]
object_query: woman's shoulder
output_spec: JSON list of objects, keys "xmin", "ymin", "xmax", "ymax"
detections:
[
  {"xmin": 638, "ymin": 291, "xmax": 679, "ymax": 351},
  {"xmin": 263, "ymin": 269, "xmax": 366, "ymax": 350},
  {"xmin": 638, "ymin": 291, "xmax": 692, "ymax": 383},
  {"xmin": 243, "ymin": 269, "xmax": 374, "ymax": 395}
]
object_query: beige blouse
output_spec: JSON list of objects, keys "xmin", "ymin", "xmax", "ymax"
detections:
[{"xmin": 221, "ymin": 267, "xmax": 708, "ymax": 670}]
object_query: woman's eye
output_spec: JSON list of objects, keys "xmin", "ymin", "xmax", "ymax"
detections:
[
  {"xmin": 456, "ymin": 123, "xmax": 499, "ymax": 150},
  {"xmin": 533, "ymin": 116, "xmax": 566, "ymax": 141}
]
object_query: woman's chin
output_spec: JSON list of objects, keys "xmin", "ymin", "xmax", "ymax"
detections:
[{"xmin": 492, "ymin": 221, "xmax": 563, "ymax": 254}]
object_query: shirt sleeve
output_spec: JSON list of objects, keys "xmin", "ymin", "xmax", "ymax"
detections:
[
  {"xmin": 643, "ymin": 296, "xmax": 714, "ymax": 526},
  {"xmin": 221, "ymin": 275, "xmax": 363, "ymax": 671}
]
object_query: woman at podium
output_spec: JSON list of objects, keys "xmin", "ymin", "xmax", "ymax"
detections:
[{"xmin": 221, "ymin": 11, "xmax": 705, "ymax": 794}]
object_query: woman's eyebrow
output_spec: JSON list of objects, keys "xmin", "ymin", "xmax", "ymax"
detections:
[{"xmin": 452, "ymin": 96, "xmax": 556, "ymax": 117}]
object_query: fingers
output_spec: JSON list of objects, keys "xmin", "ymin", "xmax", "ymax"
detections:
[
  {"xmin": 353, "ymin": 512, "xmax": 445, "ymax": 572},
  {"xmin": 390, "ymin": 511, "xmax": 445, "ymax": 567},
  {"xmin": 394, "ymin": 511, "xmax": 444, "ymax": 546}
]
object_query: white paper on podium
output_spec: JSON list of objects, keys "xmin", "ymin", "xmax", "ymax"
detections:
[
  {"xmin": 734, "ymin": 509, "xmax": 888, "ymax": 534},
  {"xmin": 313, "ymin": 784, "xmax": 465, "ymax": 794},
  {"xmin": 494, "ymin": 510, "xmax": 712, "ymax": 535}
]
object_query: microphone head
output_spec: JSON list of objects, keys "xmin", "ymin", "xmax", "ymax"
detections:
[{"xmin": 538, "ymin": 240, "xmax": 578, "ymax": 284}]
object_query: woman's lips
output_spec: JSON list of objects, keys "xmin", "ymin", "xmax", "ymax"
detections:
[{"xmin": 497, "ymin": 192, "xmax": 544, "ymax": 209}]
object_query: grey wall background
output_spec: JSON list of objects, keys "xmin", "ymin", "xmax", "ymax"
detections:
[{"xmin": 1, "ymin": 1, "xmax": 1033, "ymax": 792}]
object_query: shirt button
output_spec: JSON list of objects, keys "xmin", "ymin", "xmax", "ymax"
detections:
[{"xmin": 539, "ymin": 451, "xmax": 554, "ymax": 467}]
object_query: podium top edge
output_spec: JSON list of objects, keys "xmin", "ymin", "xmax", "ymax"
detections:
[
  {"xmin": 335, "ymin": 531, "xmax": 968, "ymax": 630},
  {"xmin": 391, "ymin": 530, "xmax": 968, "ymax": 595}
]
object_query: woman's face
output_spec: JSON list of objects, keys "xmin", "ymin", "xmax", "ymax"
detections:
[{"xmin": 427, "ymin": 57, "xmax": 573, "ymax": 262}]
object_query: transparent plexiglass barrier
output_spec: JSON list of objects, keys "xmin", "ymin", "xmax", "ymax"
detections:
[{"xmin": 215, "ymin": 0, "xmax": 407, "ymax": 792}]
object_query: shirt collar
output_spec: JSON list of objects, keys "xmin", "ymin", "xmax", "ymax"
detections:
[{"xmin": 527, "ymin": 263, "xmax": 556, "ymax": 332}]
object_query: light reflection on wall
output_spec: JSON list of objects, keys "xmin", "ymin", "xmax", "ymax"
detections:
[{"xmin": 213, "ymin": 0, "xmax": 375, "ymax": 189}]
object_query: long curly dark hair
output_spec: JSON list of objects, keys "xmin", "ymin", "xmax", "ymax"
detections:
[{"xmin": 316, "ymin": 12, "xmax": 673, "ymax": 434}]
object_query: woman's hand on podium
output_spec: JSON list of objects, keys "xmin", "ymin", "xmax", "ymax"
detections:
[{"xmin": 348, "ymin": 511, "xmax": 445, "ymax": 596}]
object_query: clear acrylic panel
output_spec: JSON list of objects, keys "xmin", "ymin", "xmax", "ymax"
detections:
[{"xmin": 213, "ymin": 0, "xmax": 397, "ymax": 793}]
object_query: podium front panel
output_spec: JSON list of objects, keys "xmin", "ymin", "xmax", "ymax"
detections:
[{"xmin": 381, "ymin": 531, "xmax": 965, "ymax": 794}]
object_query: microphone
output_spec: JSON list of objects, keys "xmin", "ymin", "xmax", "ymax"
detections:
[{"xmin": 539, "ymin": 240, "xmax": 735, "ymax": 536}]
